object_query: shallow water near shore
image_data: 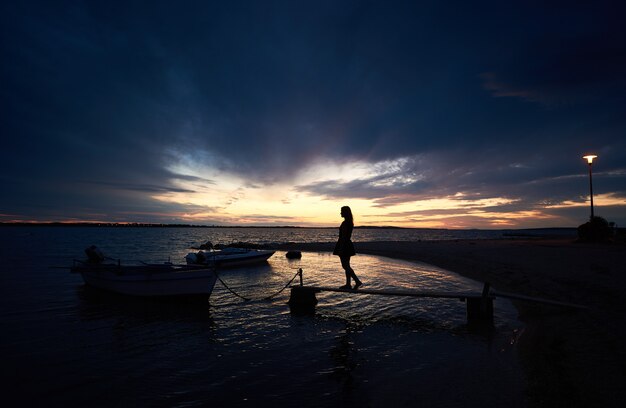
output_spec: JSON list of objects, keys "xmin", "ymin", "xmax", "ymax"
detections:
[{"xmin": 1, "ymin": 227, "xmax": 526, "ymax": 407}]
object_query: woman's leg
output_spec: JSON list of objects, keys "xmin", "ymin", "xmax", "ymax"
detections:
[
  {"xmin": 340, "ymin": 255, "xmax": 351, "ymax": 285},
  {"xmin": 341, "ymin": 255, "xmax": 361, "ymax": 286}
]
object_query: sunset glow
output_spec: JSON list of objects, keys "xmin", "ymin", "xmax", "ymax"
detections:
[{"xmin": 2, "ymin": 2, "xmax": 625, "ymax": 228}]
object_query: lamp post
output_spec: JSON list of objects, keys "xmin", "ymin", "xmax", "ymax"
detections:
[{"xmin": 582, "ymin": 154, "xmax": 597, "ymax": 219}]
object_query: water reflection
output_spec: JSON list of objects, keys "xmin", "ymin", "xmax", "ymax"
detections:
[
  {"xmin": 72, "ymin": 250, "xmax": 515, "ymax": 347},
  {"xmin": 76, "ymin": 285, "xmax": 215, "ymax": 328},
  {"xmin": 328, "ymin": 321, "xmax": 363, "ymax": 399},
  {"xmin": 1, "ymin": 228, "xmax": 527, "ymax": 408}
]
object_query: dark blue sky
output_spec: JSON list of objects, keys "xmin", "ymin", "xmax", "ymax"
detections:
[{"xmin": 2, "ymin": 0, "xmax": 625, "ymax": 227}]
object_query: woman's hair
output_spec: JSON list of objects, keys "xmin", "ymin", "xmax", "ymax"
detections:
[{"xmin": 341, "ymin": 206, "xmax": 354, "ymax": 225}]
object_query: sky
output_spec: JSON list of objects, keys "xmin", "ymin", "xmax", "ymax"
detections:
[{"xmin": 2, "ymin": 0, "xmax": 625, "ymax": 228}]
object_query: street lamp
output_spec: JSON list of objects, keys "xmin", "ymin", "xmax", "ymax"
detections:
[{"xmin": 582, "ymin": 154, "xmax": 597, "ymax": 219}]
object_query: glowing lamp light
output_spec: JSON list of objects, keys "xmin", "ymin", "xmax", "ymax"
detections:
[{"xmin": 583, "ymin": 154, "xmax": 597, "ymax": 164}]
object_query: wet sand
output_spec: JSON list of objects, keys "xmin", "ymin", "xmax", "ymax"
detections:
[{"xmin": 273, "ymin": 238, "xmax": 626, "ymax": 407}]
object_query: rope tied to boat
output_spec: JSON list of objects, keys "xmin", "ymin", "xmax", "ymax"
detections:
[
  {"xmin": 262, "ymin": 268, "xmax": 302, "ymax": 300},
  {"xmin": 215, "ymin": 273, "xmax": 252, "ymax": 301},
  {"xmin": 216, "ymin": 268, "xmax": 302, "ymax": 302}
]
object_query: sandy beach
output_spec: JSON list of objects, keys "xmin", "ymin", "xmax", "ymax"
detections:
[{"xmin": 274, "ymin": 238, "xmax": 626, "ymax": 407}]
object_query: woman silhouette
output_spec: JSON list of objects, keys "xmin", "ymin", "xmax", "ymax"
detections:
[{"xmin": 333, "ymin": 206, "xmax": 362, "ymax": 289}]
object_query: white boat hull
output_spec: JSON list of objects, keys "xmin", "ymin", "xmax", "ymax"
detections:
[
  {"xmin": 213, "ymin": 250, "xmax": 275, "ymax": 267},
  {"xmin": 77, "ymin": 266, "xmax": 218, "ymax": 297},
  {"xmin": 187, "ymin": 249, "xmax": 275, "ymax": 268}
]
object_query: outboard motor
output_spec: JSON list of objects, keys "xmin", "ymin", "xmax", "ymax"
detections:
[
  {"xmin": 185, "ymin": 252, "xmax": 198, "ymax": 264},
  {"xmin": 85, "ymin": 245, "xmax": 105, "ymax": 264},
  {"xmin": 196, "ymin": 251, "xmax": 207, "ymax": 264}
]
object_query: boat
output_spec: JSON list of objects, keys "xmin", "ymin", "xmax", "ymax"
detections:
[
  {"xmin": 71, "ymin": 246, "xmax": 217, "ymax": 297},
  {"xmin": 185, "ymin": 247, "xmax": 275, "ymax": 268}
]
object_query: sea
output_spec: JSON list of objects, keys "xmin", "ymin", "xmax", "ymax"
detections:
[{"xmin": 1, "ymin": 226, "xmax": 572, "ymax": 407}]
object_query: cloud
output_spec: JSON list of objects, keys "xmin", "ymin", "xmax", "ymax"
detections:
[
  {"xmin": 480, "ymin": 7, "xmax": 626, "ymax": 108},
  {"xmin": 84, "ymin": 181, "xmax": 196, "ymax": 194},
  {"xmin": 2, "ymin": 1, "xmax": 626, "ymax": 226},
  {"xmin": 481, "ymin": 72, "xmax": 552, "ymax": 105}
]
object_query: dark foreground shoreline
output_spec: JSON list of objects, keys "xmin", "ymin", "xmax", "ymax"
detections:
[{"xmin": 273, "ymin": 238, "xmax": 626, "ymax": 408}]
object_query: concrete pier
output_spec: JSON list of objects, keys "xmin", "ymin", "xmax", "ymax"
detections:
[{"xmin": 288, "ymin": 281, "xmax": 495, "ymax": 323}]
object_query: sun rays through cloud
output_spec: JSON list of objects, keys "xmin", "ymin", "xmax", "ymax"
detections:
[{"xmin": 2, "ymin": 1, "xmax": 625, "ymax": 227}]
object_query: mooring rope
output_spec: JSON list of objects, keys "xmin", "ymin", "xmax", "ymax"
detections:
[
  {"xmin": 261, "ymin": 268, "xmax": 302, "ymax": 300},
  {"xmin": 216, "ymin": 268, "xmax": 302, "ymax": 302},
  {"xmin": 216, "ymin": 273, "xmax": 252, "ymax": 301}
]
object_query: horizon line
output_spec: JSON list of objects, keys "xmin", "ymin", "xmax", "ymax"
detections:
[{"xmin": 0, "ymin": 221, "xmax": 581, "ymax": 231}]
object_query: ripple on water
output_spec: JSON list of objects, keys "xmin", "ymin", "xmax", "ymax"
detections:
[{"xmin": 1, "ymin": 227, "xmax": 526, "ymax": 407}]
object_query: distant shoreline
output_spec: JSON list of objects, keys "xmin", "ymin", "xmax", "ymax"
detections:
[{"xmin": 0, "ymin": 222, "xmax": 580, "ymax": 232}]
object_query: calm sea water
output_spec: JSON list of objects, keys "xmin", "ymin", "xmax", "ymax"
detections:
[{"xmin": 0, "ymin": 227, "xmax": 528, "ymax": 407}]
